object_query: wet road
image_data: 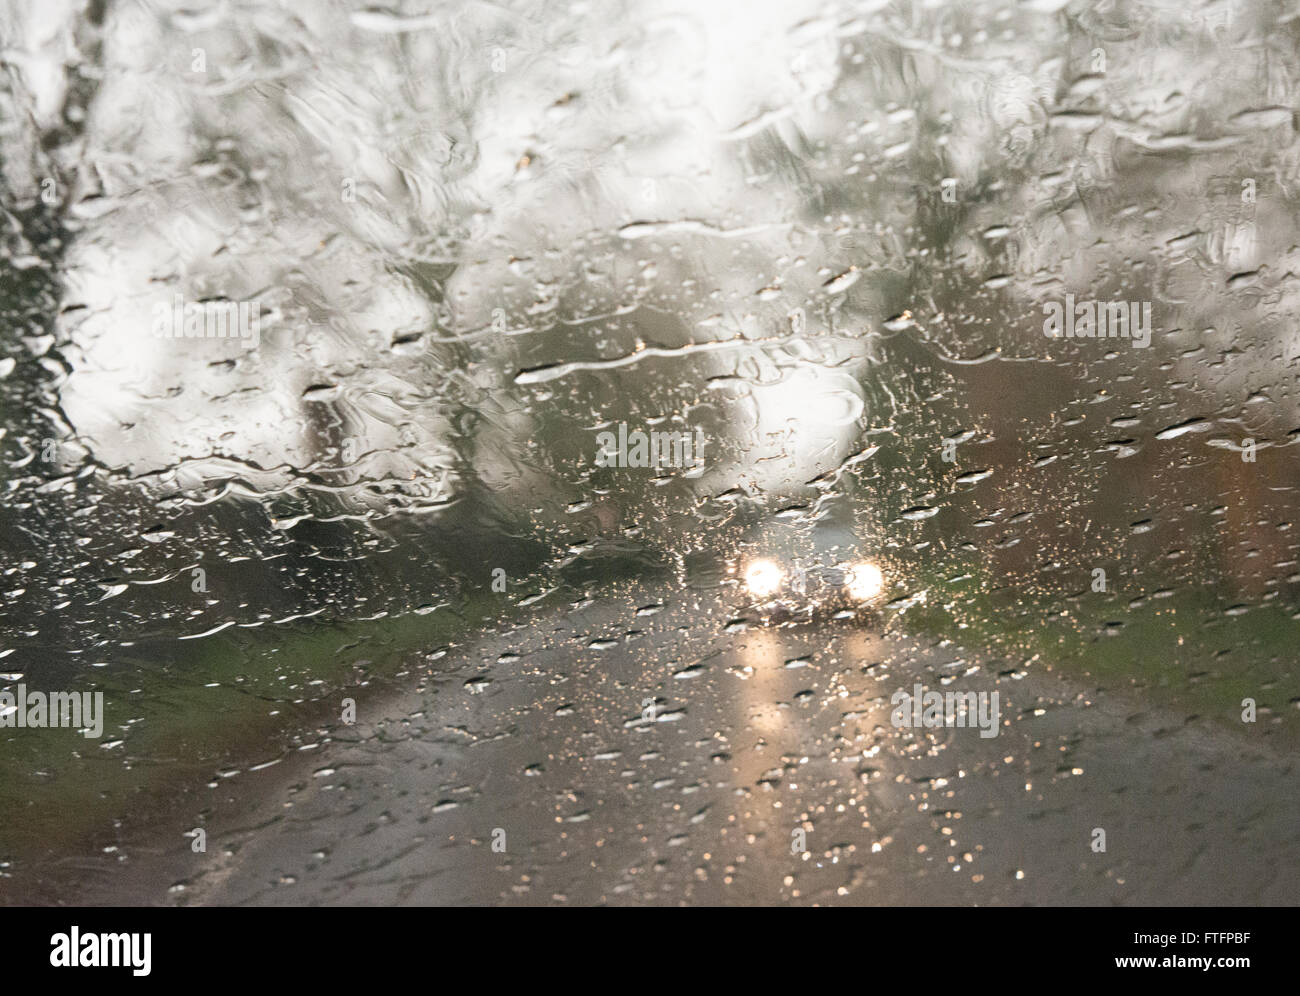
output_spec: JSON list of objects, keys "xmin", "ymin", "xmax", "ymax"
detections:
[{"xmin": 39, "ymin": 582, "xmax": 1297, "ymax": 907}]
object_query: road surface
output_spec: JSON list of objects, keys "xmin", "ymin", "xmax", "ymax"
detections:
[{"xmin": 35, "ymin": 581, "xmax": 1300, "ymax": 906}]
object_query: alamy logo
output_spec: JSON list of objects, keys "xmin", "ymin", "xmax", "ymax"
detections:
[
  {"xmin": 0, "ymin": 684, "xmax": 104, "ymax": 738},
  {"xmin": 50, "ymin": 928, "xmax": 151, "ymax": 976},
  {"xmin": 890, "ymin": 684, "xmax": 1000, "ymax": 738},
  {"xmin": 1043, "ymin": 293, "xmax": 1151, "ymax": 348},
  {"xmin": 595, "ymin": 422, "xmax": 706, "ymax": 470},
  {"xmin": 151, "ymin": 293, "xmax": 260, "ymax": 349}
]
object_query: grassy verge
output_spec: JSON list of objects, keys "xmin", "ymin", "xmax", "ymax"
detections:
[
  {"xmin": 899, "ymin": 565, "xmax": 1300, "ymax": 737},
  {"xmin": 0, "ymin": 589, "xmax": 513, "ymax": 866}
]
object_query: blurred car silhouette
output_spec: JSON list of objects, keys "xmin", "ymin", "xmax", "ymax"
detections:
[{"xmin": 728, "ymin": 519, "xmax": 886, "ymax": 623}]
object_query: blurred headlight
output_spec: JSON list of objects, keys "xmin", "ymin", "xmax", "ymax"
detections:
[
  {"xmin": 744, "ymin": 559, "xmax": 784, "ymax": 598},
  {"xmin": 845, "ymin": 561, "xmax": 884, "ymax": 601}
]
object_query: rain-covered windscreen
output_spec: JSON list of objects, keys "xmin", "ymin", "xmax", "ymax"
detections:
[{"xmin": 1, "ymin": 0, "xmax": 1297, "ymax": 905}]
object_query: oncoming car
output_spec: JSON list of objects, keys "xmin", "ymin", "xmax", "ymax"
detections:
[{"xmin": 728, "ymin": 521, "xmax": 888, "ymax": 624}]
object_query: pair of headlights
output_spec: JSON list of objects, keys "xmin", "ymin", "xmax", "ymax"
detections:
[{"xmin": 743, "ymin": 559, "xmax": 885, "ymax": 602}]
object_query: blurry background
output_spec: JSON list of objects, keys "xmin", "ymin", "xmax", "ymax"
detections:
[{"xmin": 1, "ymin": 0, "xmax": 1298, "ymax": 904}]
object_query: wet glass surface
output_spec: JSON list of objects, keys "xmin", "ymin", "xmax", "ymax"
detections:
[{"xmin": 1, "ymin": 0, "xmax": 1297, "ymax": 904}]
